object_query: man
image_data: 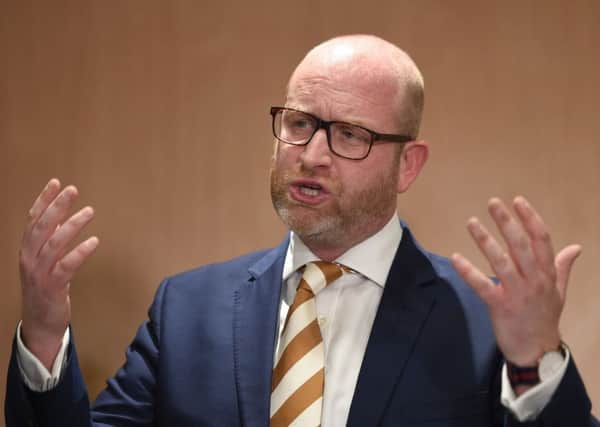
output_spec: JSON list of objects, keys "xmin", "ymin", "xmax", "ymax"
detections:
[{"xmin": 5, "ymin": 35, "xmax": 597, "ymax": 426}]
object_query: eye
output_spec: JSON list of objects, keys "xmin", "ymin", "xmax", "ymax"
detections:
[
  {"xmin": 283, "ymin": 112, "xmax": 312, "ymax": 129},
  {"xmin": 335, "ymin": 124, "xmax": 369, "ymax": 145},
  {"xmin": 340, "ymin": 127, "xmax": 356, "ymax": 138},
  {"xmin": 291, "ymin": 118, "xmax": 311, "ymax": 129}
]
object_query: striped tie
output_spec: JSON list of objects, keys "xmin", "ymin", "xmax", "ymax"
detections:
[{"xmin": 270, "ymin": 261, "xmax": 344, "ymax": 426}]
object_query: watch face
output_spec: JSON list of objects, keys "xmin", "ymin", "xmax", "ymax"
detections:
[{"xmin": 539, "ymin": 351, "xmax": 565, "ymax": 382}]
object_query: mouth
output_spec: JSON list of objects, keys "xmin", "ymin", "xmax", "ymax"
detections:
[{"xmin": 289, "ymin": 180, "xmax": 330, "ymax": 204}]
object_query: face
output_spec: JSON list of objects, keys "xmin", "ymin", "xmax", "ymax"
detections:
[{"xmin": 270, "ymin": 54, "xmax": 406, "ymax": 258}]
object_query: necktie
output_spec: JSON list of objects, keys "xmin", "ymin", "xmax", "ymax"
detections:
[{"xmin": 270, "ymin": 261, "xmax": 344, "ymax": 426}]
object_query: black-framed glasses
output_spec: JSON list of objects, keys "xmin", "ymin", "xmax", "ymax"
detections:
[{"xmin": 270, "ymin": 106, "xmax": 413, "ymax": 160}]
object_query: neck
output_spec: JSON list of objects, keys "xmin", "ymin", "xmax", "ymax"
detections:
[{"xmin": 299, "ymin": 212, "xmax": 397, "ymax": 261}]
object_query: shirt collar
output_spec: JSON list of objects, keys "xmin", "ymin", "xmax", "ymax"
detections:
[{"xmin": 282, "ymin": 213, "xmax": 403, "ymax": 288}]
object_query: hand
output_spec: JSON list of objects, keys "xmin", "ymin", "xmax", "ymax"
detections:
[
  {"xmin": 451, "ymin": 197, "xmax": 581, "ymax": 370},
  {"xmin": 19, "ymin": 178, "xmax": 99, "ymax": 370}
]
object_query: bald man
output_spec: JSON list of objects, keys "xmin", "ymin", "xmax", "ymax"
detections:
[{"xmin": 6, "ymin": 35, "xmax": 596, "ymax": 426}]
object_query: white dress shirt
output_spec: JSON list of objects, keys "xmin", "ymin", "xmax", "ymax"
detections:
[{"xmin": 17, "ymin": 214, "xmax": 568, "ymax": 424}]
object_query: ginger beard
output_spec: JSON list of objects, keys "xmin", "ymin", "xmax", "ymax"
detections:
[{"xmin": 270, "ymin": 146, "xmax": 402, "ymax": 250}]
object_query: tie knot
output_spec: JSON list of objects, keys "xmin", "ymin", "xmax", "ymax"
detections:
[{"xmin": 299, "ymin": 261, "xmax": 344, "ymax": 295}]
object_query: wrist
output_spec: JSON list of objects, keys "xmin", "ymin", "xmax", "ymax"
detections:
[
  {"xmin": 506, "ymin": 343, "xmax": 566, "ymax": 391},
  {"xmin": 20, "ymin": 321, "xmax": 68, "ymax": 371},
  {"xmin": 507, "ymin": 334, "xmax": 562, "ymax": 367}
]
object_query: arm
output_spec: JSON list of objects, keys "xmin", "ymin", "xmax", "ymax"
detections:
[
  {"xmin": 6, "ymin": 307, "xmax": 161, "ymax": 427},
  {"xmin": 19, "ymin": 178, "xmax": 98, "ymax": 370},
  {"xmin": 6, "ymin": 328, "xmax": 92, "ymax": 427},
  {"xmin": 6, "ymin": 179, "xmax": 98, "ymax": 426}
]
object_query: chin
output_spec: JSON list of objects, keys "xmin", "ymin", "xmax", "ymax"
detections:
[{"xmin": 275, "ymin": 205, "xmax": 341, "ymax": 243}]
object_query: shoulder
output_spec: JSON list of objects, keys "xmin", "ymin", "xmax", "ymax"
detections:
[
  {"xmin": 146, "ymin": 244, "xmax": 286, "ymax": 323},
  {"xmin": 173, "ymin": 248, "xmax": 272, "ymax": 280},
  {"xmin": 163, "ymin": 246, "xmax": 280, "ymax": 293}
]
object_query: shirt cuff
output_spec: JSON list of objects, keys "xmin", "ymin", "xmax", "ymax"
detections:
[
  {"xmin": 15, "ymin": 321, "xmax": 70, "ymax": 392},
  {"xmin": 500, "ymin": 344, "xmax": 570, "ymax": 421}
]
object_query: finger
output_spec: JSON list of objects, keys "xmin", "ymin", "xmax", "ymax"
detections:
[
  {"xmin": 51, "ymin": 236, "xmax": 99, "ymax": 285},
  {"xmin": 37, "ymin": 206, "xmax": 95, "ymax": 274},
  {"xmin": 25, "ymin": 179, "xmax": 62, "ymax": 232},
  {"xmin": 555, "ymin": 244, "xmax": 582, "ymax": 300},
  {"xmin": 487, "ymin": 198, "xmax": 539, "ymax": 281},
  {"xmin": 513, "ymin": 196, "xmax": 556, "ymax": 279},
  {"xmin": 27, "ymin": 185, "xmax": 79, "ymax": 257},
  {"xmin": 451, "ymin": 252, "xmax": 500, "ymax": 305},
  {"xmin": 466, "ymin": 217, "xmax": 522, "ymax": 292}
]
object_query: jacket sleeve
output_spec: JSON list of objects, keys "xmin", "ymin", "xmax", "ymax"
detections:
[
  {"xmin": 503, "ymin": 356, "xmax": 597, "ymax": 427},
  {"xmin": 4, "ymin": 278, "xmax": 169, "ymax": 427},
  {"xmin": 5, "ymin": 331, "xmax": 94, "ymax": 427}
]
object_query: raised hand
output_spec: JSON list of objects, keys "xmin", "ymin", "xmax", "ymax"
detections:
[
  {"xmin": 451, "ymin": 197, "xmax": 581, "ymax": 372},
  {"xmin": 19, "ymin": 179, "xmax": 99, "ymax": 370}
]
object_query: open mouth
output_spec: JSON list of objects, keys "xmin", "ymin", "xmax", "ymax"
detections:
[
  {"xmin": 289, "ymin": 180, "xmax": 329, "ymax": 204},
  {"xmin": 298, "ymin": 183, "xmax": 322, "ymax": 196}
]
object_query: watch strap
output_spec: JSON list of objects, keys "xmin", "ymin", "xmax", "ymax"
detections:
[
  {"xmin": 507, "ymin": 363, "xmax": 540, "ymax": 386},
  {"xmin": 506, "ymin": 344, "xmax": 566, "ymax": 388}
]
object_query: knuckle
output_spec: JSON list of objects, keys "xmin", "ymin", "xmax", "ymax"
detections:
[
  {"xmin": 18, "ymin": 247, "xmax": 27, "ymax": 262},
  {"xmin": 528, "ymin": 275, "xmax": 548, "ymax": 294},
  {"xmin": 496, "ymin": 253, "xmax": 510, "ymax": 270},
  {"xmin": 35, "ymin": 217, "xmax": 48, "ymax": 232},
  {"xmin": 56, "ymin": 257, "xmax": 73, "ymax": 274},
  {"xmin": 54, "ymin": 259, "xmax": 67, "ymax": 275},
  {"xmin": 55, "ymin": 192, "xmax": 67, "ymax": 206},
  {"xmin": 18, "ymin": 251, "xmax": 34, "ymax": 271},
  {"xmin": 531, "ymin": 227, "xmax": 550, "ymax": 243},
  {"xmin": 476, "ymin": 232, "xmax": 489, "ymax": 245},
  {"xmin": 24, "ymin": 269, "xmax": 43, "ymax": 288},
  {"xmin": 18, "ymin": 257, "xmax": 31, "ymax": 275},
  {"xmin": 531, "ymin": 278, "xmax": 544, "ymax": 291},
  {"xmin": 521, "ymin": 293, "xmax": 533, "ymax": 307},
  {"xmin": 538, "ymin": 230, "xmax": 551, "ymax": 243},
  {"xmin": 497, "ymin": 301, "xmax": 515, "ymax": 317},
  {"xmin": 498, "ymin": 211, "xmax": 510, "ymax": 224},
  {"xmin": 515, "ymin": 236, "xmax": 529, "ymax": 251},
  {"xmin": 46, "ymin": 236, "xmax": 58, "ymax": 251}
]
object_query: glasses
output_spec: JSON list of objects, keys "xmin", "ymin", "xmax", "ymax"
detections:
[{"xmin": 270, "ymin": 106, "xmax": 413, "ymax": 160}]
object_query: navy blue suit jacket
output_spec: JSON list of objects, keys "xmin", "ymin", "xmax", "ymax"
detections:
[{"xmin": 5, "ymin": 224, "xmax": 596, "ymax": 426}]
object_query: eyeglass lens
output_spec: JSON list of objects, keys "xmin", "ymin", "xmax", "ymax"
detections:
[{"xmin": 273, "ymin": 109, "xmax": 371, "ymax": 159}]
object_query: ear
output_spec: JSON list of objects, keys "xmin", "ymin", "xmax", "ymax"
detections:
[{"xmin": 396, "ymin": 140, "xmax": 429, "ymax": 194}]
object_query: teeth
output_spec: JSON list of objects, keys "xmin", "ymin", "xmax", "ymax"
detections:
[{"xmin": 299, "ymin": 186, "xmax": 320, "ymax": 196}]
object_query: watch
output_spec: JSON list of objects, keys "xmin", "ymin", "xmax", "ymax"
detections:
[{"xmin": 507, "ymin": 345, "xmax": 566, "ymax": 387}]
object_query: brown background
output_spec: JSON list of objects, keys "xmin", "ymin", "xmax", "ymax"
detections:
[{"xmin": 1, "ymin": 0, "xmax": 599, "ymax": 422}]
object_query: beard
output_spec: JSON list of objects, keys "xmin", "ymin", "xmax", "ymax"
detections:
[{"xmin": 270, "ymin": 159, "xmax": 400, "ymax": 251}]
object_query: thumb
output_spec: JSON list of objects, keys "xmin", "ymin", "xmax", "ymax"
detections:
[{"xmin": 555, "ymin": 244, "xmax": 582, "ymax": 299}]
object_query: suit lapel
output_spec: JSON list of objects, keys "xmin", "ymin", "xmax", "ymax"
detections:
[
  {"xmin": 233, "ymin": 239, "xmax": 287, "ymax": 427},
  {"xmin": 347, "ymin": 227, "xmax": 439, "ymax": 426}
]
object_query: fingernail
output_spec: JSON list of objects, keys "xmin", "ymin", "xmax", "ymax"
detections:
[{"xmin": 466, "ymin": 218, "xmax": 481, "ymax": 234}]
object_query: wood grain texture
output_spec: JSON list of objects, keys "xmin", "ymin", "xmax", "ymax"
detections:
[{"xmin": 1, "ymin": 0, "xmax": 598, "ymax": 420}]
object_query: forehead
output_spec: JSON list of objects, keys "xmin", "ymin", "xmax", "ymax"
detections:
[{"xmin": 285, "ymin": 54, "xmax": 402, "ymax": 131}]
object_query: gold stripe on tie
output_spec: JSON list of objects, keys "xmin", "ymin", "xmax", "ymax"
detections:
[{"xmin": 270, "ymin": 261, "xmax": 344, "ymax": 427}]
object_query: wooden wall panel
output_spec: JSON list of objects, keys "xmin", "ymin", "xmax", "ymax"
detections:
[{"xmin": 1, "ymin": 0, "xmax": 598, "ymax": 420}]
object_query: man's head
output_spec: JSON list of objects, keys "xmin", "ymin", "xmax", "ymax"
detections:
[{"xmin": 270, "ymin": 35, "xmax": 429, "ymax": 260}]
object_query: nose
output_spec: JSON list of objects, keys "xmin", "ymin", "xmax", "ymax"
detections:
[{"xmin": 299, "ymin": 128, "xmax": 333, "ymax": 169}]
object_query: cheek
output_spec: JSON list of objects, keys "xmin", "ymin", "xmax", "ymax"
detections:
[
  {"xmin": 340, "ymin": 155, "xmax": 399, "ymax": 196},
  {"xmin": 273, "ymin": 142, "xmax": 298, "ymax": 164}
]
